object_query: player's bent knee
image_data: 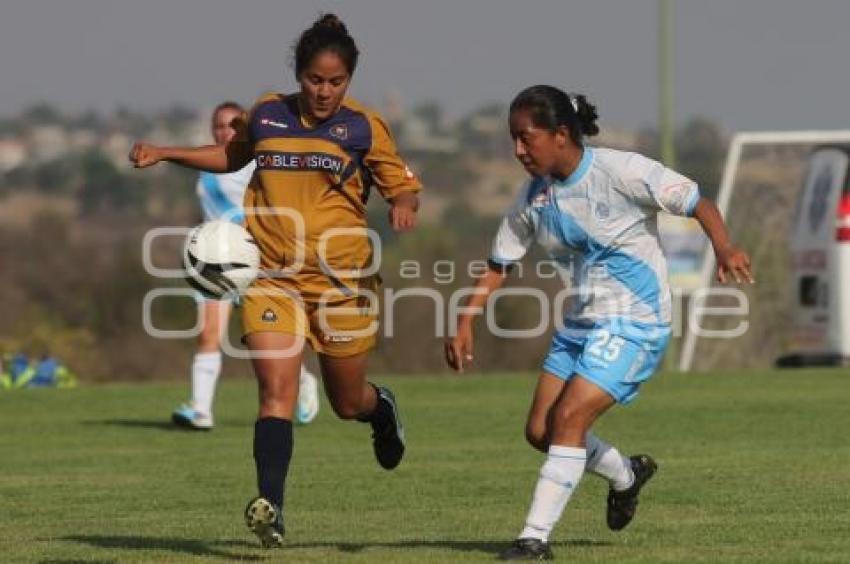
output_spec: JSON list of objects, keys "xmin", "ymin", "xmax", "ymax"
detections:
[
  {"xmin": 327, "ymin": 398, "xmax": 365, "ymax": 420},
  {"xmin": 525, "ymin": 423, "xmax": 548, "ymax": 452}
]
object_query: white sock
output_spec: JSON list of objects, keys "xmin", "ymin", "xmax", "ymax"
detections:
[
  {"xmin": 299, "ymin": 365, "xmax": 316, "ymax": 388},
  {"xmin": 191, "ymin": 351, "xmax": 222, "ymax": 417},
  {"xmin": 518, "ymin": 445, "xmax": 586, "ymax": 542},
  {"xmin": 585, "ymin": 432, "xmax": 634, "ymax": 491}
]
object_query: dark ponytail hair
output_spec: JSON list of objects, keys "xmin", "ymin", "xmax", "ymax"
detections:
[
  {"xmin": 294, "ymin": 13, "xmax": 359, "ymax": 78},
  {"xmin": 509, "ymin": 85, "xmax": 600, "ymax": 145}
]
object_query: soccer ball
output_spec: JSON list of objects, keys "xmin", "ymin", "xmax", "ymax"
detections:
[{"xmin": 183, "ymin": 220, "xmax": 261, "ymax": 299}]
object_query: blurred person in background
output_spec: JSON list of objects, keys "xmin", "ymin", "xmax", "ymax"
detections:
[{"xmin": 170, "ymin": 101, "xmax": 320, "ymax": 431}]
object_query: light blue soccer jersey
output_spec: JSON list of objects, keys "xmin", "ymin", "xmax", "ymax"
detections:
[
  {"xmin": 195, "ymin": 161, "xmax": 255, "ymax": 223},
  {"xmin": 491, "ymin": 146, "xmax": 700, "ymax": 326}
]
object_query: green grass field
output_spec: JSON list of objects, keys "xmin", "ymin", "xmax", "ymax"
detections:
[{"xmin": 2, "ymin": 369, "xmax": 849, "ymax": 563}]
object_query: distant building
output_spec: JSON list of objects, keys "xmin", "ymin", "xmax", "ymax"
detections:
[
  {"xmin": 0, "ymin": 139, "xmax": 26, "ymax": 172},
  {"xmin": 28, "ymin": 125, "xmax": 69, "ymax": 162},
  {"xmin": 102, "ymin": 131, "xmax": 132, "ymax": 168},
  {"xmin": 397, "ymin": 115, "xmax": 459, "ymax": 155},
  {"xmin": 68, "ymin": 129, "xmax": 98, "ymax": 151}
]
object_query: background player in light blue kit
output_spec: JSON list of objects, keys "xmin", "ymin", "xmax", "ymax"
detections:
[
  {"xmin": 171, "ymin": 101, "xmax": 320, "ymax": 430},
  {"xmin": 446, "ymin": 85, "xmax": 753, "ymax": 560}
]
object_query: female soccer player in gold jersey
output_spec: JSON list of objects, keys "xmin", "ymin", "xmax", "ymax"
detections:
[{"xmin": 130, "ymin": 14, "xmax": 421, "ymax": 547}]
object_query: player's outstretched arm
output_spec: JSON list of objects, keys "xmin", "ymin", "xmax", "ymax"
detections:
[
  {"xmin": 128, "ymin": 137, "xmax": 253, "ymax": 173},
  {"xmin": 692, "ymin": 198, "xmax": 755, "ymax": 284},
  {"xmin": 130, "ymin": 142, "xmax": 252, "ymax": 173},
  {"xmin": 445, "ymin": 267, "xmax": 508, "ymax": 373}
]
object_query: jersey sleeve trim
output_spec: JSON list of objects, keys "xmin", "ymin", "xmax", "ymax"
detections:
[
  {"xmin": 684, "ymin": 189, "xmax": 701, "ymax": 217},
  {"xmin": 487, "ymin": 258, "xmax": 516, "ymax": 273},
  {"xmin": 488, "ymin": 256, "xmax": 519, "ymax": 266}
]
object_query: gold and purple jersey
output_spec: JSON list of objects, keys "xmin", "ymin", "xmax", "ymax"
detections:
[{"xmin": 241, "ymin": 92, "xmax": 421, "ymax": 301}]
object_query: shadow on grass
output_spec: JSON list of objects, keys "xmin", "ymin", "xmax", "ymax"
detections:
[
  {"xmin": 40, "ymin": 559, "xmax": 118, "ymax": 564},
  {"xmin": 81, "ymin": 419, "xmax": 193, "ymax": 431},
  {"xmin": 61, "ymin": 535, "xmax": 264, "ymax": 561},
  {"xmin": 82, "ymin": 418, "xmax": 251, "ymax": 431},
  {"xmin": 60, "ymin": 535, "xmax": 611, "ymax": 559},
  {"xmin": 246, "ymin": 538, "xmax": 612, "ymax": 555}
]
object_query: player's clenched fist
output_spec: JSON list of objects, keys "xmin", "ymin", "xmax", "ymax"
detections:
[{"xmin": 129, "ymin": 142, "xmax": 163, "ymax": 168}]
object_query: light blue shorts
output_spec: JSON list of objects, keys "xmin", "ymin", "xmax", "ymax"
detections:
[{"xmin": 542, "ymin": 318, "xmax": 671, "ymax": 404}]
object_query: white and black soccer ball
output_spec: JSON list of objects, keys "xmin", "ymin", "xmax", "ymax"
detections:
[{"xmin": 183, "ymin": 220, "xmax": 261, "ymax": 299}]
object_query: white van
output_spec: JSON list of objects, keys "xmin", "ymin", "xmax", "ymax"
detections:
[{"xmin": 780, "ymin": 146, "xmax": 850, "ymax": 366}]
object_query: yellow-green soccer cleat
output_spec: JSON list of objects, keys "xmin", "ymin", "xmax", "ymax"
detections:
[{"xmin": 244, "ymin": 496, "xmax": 284, "ymax": 548}]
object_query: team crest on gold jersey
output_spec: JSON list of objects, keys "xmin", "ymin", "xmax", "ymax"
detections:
[{"xmin": 329, "ymin": 123, "xmax": 349, "ymax": 140}]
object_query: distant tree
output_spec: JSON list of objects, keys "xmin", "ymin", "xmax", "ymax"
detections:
[
  {"xmin": 458, "ymin": 103, "xmax": 511, "ymax": 159},
  {"xmin": 635, "ymin": 126, "xmax": 661, "ymax": 160},
  {"xmin": 70, "ymin": 109, "xmax": 103, "ymax": 132},
  {"xmin": 636, "ymin": 117, "xmax": 727, "ymax": 201},
  {"xmin": 113, "ymin": 105, "xmax": 153, "ymax": 139},
  {"xmin": 676, "ymin": 118, "xmax": 726, "ymax": 201},
  {"xmin": 414, "ymin": 153, "xmax": 476, "ymax": 194},
  {"xmin": 159, "ymin": 104, "xmax": 199, "ymax": 136},
  {"xmin": 77, "ymin": 150, "xmax": 144, "ymax": 215},
  {"xmin": 412, "ymin": 101, "xmax": 444, "ymax": 133},
  {"xmin": 22, "ymin": 102, "xmax": 64, "ymax": 126},
  {"xmin": 144, "ymin": 164, "xmax": 201, "ymax": 222},
  {"xmin": 440, "ymin": 196, "xmax": 500, "ymax": 240},
  {"xmin": 0, "ymin": 117, "xmax": 22, "ymax": 136},
  {"xmin": 33, "ymin": 156, "xmax": 77, "ymax": 194}
]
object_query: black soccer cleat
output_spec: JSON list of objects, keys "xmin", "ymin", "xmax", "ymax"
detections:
[
  {"xmin": 499, "ymin": 538, "xmax": 554, "ymax": 561},
  {"xmin": 371, "ymin": 386, "xmax": 406, "ymax": 470},
  {"xmin": 244, "ymin": 496, "xmax": 284, "ymax": 548},
  {"xmin": 606, "ymin": 453, "xmax": 658, "ymax": 531}
]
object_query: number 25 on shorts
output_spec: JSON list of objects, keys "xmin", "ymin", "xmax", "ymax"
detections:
[{"xmin": 586, "ymin": 329, "xmax": 625, "ymax": 363}]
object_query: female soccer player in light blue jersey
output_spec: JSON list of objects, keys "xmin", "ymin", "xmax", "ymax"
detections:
[
  {"xmin": 446, "ymin": 85, "xmax": 753, "ymax": 560},
  {"xmin": 171, "ymin": 101, "xmax": 320, "ymax": 431}
]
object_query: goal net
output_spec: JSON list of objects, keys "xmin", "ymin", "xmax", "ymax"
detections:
[{"xmin": 678, "ymin": 131, "xmax": 850, "ymax": 372}]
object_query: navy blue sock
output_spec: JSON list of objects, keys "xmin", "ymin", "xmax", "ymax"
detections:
[{"xmin": 253, "ymin": 417, "xmax": 293, "ymax": 509}]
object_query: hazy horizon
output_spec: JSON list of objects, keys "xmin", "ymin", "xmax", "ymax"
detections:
[{"xmin": 3, "ymin": 0, "xmax": 850, "ymax": 132}]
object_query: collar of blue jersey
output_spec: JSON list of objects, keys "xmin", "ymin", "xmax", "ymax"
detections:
[{"xmin": 549, "ymin": 145, "xmax": 593, "ymax": 188}]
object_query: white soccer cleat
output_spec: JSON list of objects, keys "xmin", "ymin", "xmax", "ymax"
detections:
[
  {"xmin": 171, "ymin": 403, "xmax": 214, "ymax": 430},
  {"xmin": 295, "ymin": 367, "xmax": 320, "ymax": 425}
]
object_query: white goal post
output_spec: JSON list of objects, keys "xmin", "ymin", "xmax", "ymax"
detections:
[{"xmin": 678, "ymin": 129, "xmax": 850, "ymax": 372}]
